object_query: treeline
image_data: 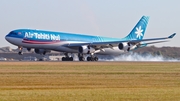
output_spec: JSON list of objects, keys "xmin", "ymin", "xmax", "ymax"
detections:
[{"xmin": 134, "ymin": 46, "xmax": 180, "ymax": 59}]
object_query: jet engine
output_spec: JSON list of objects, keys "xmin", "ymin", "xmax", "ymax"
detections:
[
  {"xmin": 79, "ymin": 45, "xmax": 95, "ymax": 54},
  {"xmin": 34, "ymin": 49, "xmax": 50, "ymax": 55},
  {"xmin": 118, "ymin": 42, "xmax": 136, "ymax": 51}
]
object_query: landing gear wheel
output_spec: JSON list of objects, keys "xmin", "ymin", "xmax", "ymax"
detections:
[
  {"xmin": 79, "ymin": 57, "xmax": 85, "ymax": 61},
  {"xmin": 62, "ymin": 57, "xmax": 65, "ymax": 61},
  {"xmin": 87, "ymin": 56, "xmax": 98, "ymax": 61},
  {"xmin": 62, "ymin": 57, "xmax": 73, "ymax": 61},
  {"xmin": 18, "ymin": 51, "xmax": 23, "ymax": 55},
  {"xmin": 18, "ymin": 46, "xmax": 23, "ymax": 55},
  {"xmin": 94, "ymin": 57, "xmax": 98, "ymax": 61},
  {"xmin": 70, "ymin": 57, "xmax": 73, "ymax": 61},
  {"xmin": 78, "ymin": 53, "xmax": 85, "ymax": 61},
  {"xmin": 62, "ymin": 53, "xmax": 74, "ymax": 61},
  {"xmin": 91, "ymin": 57, "xmax": 94, "ymax": 61},
  {"xmin": 87, "ymin": 57, "xmax": 91, "ymax": 61}
]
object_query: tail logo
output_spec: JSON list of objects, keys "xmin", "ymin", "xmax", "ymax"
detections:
[{"xmin": 135, "ymin": 26, "xmax": 143, "ymax": 39}]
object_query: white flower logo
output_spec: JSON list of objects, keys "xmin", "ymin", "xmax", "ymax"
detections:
[{"xmin": 135, "ymin": 26, "xmax": 143, "ymax": 39}]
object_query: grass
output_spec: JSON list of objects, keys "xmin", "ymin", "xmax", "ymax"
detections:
[{"xmin": 0, "ymin": 62, "xmax": 179, "ymax": 101}]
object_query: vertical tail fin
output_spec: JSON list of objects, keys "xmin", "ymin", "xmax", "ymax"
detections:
[{"xmin": 125, "ymin": 16, "xmax": 149, "ymax": 40}]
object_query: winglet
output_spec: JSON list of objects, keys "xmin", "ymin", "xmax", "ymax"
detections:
[{"xmin": 168, "ymin": 33, "xmax": 176, "ymax": 38}]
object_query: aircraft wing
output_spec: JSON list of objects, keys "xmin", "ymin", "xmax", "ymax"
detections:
[{"xmin": 64, "ymin": 33, "xmax": 176, "ymax": 49}]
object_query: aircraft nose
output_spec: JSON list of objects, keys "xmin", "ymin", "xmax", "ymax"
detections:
[
  {"xmin": 5, "ymin": 35, "xmax": 11, "ymax": 42},
  {"xmin": 5, "ymin": 35, "xmax": 8, "ymax": 41},
  {"xmin": 5, "ymin": 35, "xmax": 8, "ymax": 40}
]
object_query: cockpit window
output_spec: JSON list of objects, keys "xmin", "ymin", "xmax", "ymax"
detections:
[{"xmin": 9, "ymin": 31, "xmax": 18, "ymax": 35}]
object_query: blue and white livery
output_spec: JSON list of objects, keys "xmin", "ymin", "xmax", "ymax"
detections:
[{"xmin": 5, "ymin": 16, "xmax": 176, "ymax": 61}]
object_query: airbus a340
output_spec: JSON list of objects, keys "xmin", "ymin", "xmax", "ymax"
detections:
[{"xmin": 5, "ymin": 16, "xmax": 176, "ymax": 61}]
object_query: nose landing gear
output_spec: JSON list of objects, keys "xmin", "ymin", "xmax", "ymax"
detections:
[{"xmin": 18, "ymin": 46, "xmax": 23, "ymax": 55}]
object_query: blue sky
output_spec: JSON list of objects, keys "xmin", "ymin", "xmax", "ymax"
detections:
[{"xmin": 0, "ymin": 0, "xmax": 179, "ymax": 48}]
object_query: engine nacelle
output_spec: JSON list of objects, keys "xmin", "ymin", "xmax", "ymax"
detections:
[
  {"xmin": 34, "ymin": 49, "xmax": 50, "ymax": 55},
  {"xmin": 79, "ymin": 45, "xmax": 95, "ymax": 54},
  {"xmin": 118, "ymin": 42, "xmax": 136, "ymax": 51}
]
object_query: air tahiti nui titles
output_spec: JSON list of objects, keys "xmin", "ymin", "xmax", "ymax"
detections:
[{"xmin": 24, "ymin": 32, "xmax": 60, "ymax": 40}]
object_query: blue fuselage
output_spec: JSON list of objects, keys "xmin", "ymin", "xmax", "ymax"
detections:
[{"xmin": 5, "ymin": 29, "xmax": 126, "ymax": 54}]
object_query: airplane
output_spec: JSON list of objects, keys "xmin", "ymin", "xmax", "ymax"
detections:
[{"xmin": 5, "ymin": 16, "xmax": 176, "ymax": 61}]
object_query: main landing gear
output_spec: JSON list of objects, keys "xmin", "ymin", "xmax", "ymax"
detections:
[
  {"xmin": 61, "ymin": 53, "xmax": 99, "ymax": 61},
  {"xmin": 86, "ymin": 53, "xmax": 98, "ymax": 61},
  {"xmin": 62, "ymin": 53, "xmax": 73, "ymax": 61},
  {"xmin": 78, "ymin": 53, "xmax": 98, "ymax": 61},
  {"xmin": 78, "ymin": 53, "xmax": 85, "ymax": 61},
  {"xmin": 87, "ymin": 56, "xmax": 98, "ymax": 61}
]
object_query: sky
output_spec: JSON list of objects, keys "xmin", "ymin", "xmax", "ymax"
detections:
[{"xmin": 0, "ymin": 0, "xmax": 179, "ymax": 48}]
